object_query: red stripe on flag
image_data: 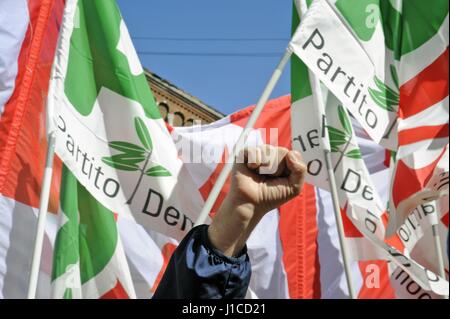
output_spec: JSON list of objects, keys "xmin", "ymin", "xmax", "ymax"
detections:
[
  {"xmin": 382, "ymin": 212, "xmax": 406, "ymax": 252},
  {"xmin": 230, "ymin": 95, "xmax": 292, "ymax": 149},
  {"xmin": 384, "ymin": 150, "xmax": 392, "ymax": 169},
  {"xmin": 150, "ymin": 243, "xmax": 178, "ymax": 294},
  {"xmin": 198, "ymin": 146, "xmax": 231, "ymax": 217},
  {"xmin": 100, "ymin": 280, "xmax": 130, "ymax": 299},
  {"xmin": 279, "ymin": 183, "xmax": 321, "ymax": 299},
  {"xmin": 357, "ymin": 261, "xmax": 396, "ymax": 299},
  {"xmin": 392, "ymin": 149, "xmax": 446, "ymax": 208},
  {"xmin": 0, "ymin": 0, "xmax": 54, "ymax": 186},
  {"xmin": 228, "ymin": 95, "xmax": 322, "ymax": 298},
  {"xmin": 341, "ymin": 202, "xmax": 364, "ymax": 238},
  {"xmin": 399, "ymin": 48, "xmax": 449, "ymax": 119},
  {"xmin": 0, "ymin": 0, "xmax": 64, "ymax": 211},
  {"xmin": 442, "ymin": 213, "xmax": 449, "ymax": 228},
  {"xmin": 398, "ymin": 124, "xmax": 449, "ymax": 146},
  {"xmin": 165, "ymin": 122, "xmax": 173, "ymax": 134}
]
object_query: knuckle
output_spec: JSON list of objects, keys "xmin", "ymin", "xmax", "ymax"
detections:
[
  {"xmin": 294, "ymin": 184, "xmax": 302, "ymax": 195},
  {"xmin": 299, "ymin": 162, "xmax": 307, "ymax": 173}
]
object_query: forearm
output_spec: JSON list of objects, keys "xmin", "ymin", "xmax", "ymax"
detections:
[{"xmin": 207, "ymin": 195, "xmax": 263, "ymax": 257}]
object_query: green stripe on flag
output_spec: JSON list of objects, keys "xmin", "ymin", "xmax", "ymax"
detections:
[
  {"xmin": 335, "ymin": 0, "xmax": 448, "ymax": 60},
  {"xmin": 384, "ymin": 0, "xmax": 448, "ymax": 59},
  {"xmin": 64, "ymin": 0, "xmax": 161, "ymax": 119},
  {"xmin": 52, "ymin": 165, "xmax": 119, "ymax": 290},
  {"xmin": 52, "ymin": 166, "xmax": 80, "ymax": 282},
  {"xmin": 335, "ymin": 0, "xmax": 380, "ymax": 41},
  {"xmin": 291, "ymin": 2, "xmax": 313, "ymax": 102},
  {"xmin": 77, "ymin": 183, "xmax": 118, "ymax": 284}
]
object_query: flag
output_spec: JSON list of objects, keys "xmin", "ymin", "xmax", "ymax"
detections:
[
  {"xmin": 386, "ymin": 0, "xmax": 449, "ymax": 235},
  {"xmin": 290, "ymin": 0, "xmax": 329, "ymax": 190},
  {"xmin": 171, "ymin": 96, "xmax": 311, "ymax": 298},
  {"xmin": 50, "ymin": 0, "xmax": 204, "ymax": 241},
  {"xmin": 290, "ymin": 0, "xmax": 449, "ymax": 297},
  {"xmin": 169, "ymin": 96, "xmax": 398, "ymax": 298},
  {"xmin": 288, "ymin": 0, "xmax": 449, "ymax": 238},
  {"xmin": 51, "ymin": 165, "xmax": 136, "ymax": 299},
  {"xmin": 290, "ymin": 1, "xmax": 394, "ymax": 297},
  {"xmin": 290, "ymin": 0, "xmax": 398, "ymax": 147},
  {"xmin": 392, "ymin": 196, "xmax": 449, "ymax": 299},
  {"xmin": 1, "ymin": 0, "xmax": 447, "ymax": 299},
  {"xmin": 0, "ymin": 0, "xmax": 64, "ymax": 298},
  {"xmin": 0, "ymin": 0, "xmax": 28, "ymax": 115},
  {"xmin": 0, "ymin": 0, "xmax": 190, "ymax": 299},
  {"xmin": 291, "ymin": 0, "xmax": 448, "ymax": 148},
  {"xmin": 171, "ymin": 93, "xmax": 449, "ymax": 297}
]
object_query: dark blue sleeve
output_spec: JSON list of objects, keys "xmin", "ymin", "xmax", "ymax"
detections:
[{"xmin": 152, "ymin": 225, "xmax": 251, "ymax": 299}]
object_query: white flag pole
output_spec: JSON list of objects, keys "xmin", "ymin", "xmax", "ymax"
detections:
[
  {"xmin": 310, "ymin": 77, "xmax": 356, "ymax": 299},
  {"xmin": 27, "ymin": 131, "xmax": 56, "ymax": 299},
  {"xmin": 27, "ymin": 68, "xmax": 58, "ymax": 298},
  {"xmin": 294, "ymin": 0, "xmax": 356, "ymax": 299},
  {"xmin": 27, "ymin": 37, "xmax": 59, "ymax": 298},
  {"xmin": 27, "ymin": 0, "xmax": 76, "ymax": 298},
  {"xmin": 324, "ymin": 150, "xmax": 356, "ymax": 299},
  {"xmin": 194, "ymin": 48, "xmax": 293, "ymax": 226}
]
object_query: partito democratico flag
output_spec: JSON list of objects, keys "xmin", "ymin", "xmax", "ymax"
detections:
[
  {"xmin": 49, "ymin": 0, "xmax": 205, "ymax": 241},
  {"xmin": 289, "ymin": 0, "xmax": 449, "ymax": 297},
  {"xmin": 1, "ymin": 0, "xmax": 447, "ymax": 299},
  {"xmin": 51, "ymin": 165, "xmax": 136, "ymax": 298},
  {"xmin": 289, "ymin": 0, "xmax": 449, "ymax": 238}
]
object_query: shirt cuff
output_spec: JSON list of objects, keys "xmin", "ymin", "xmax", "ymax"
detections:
[{"xmin": 200, "ymin": 225, "xmax": 248, "ymax": 264}]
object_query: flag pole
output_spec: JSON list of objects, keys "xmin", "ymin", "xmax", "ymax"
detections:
[
  {"xmin": 27, "ymin": 45, "xmax": 59, "ymax": 298},
  {"xmin": 26, "ymin": 0, "xmax": 76, "ymax": 298},
  {"xmin": 27, "ymin": 131, "xmax": 56, "ymax": 299},
  {"xmin": 309, "ymin": 76, "xmax": 356, "ymax": 299},
  {"xmin": 324, "ymin": 149, "xmax": 356, "ymax": 299},
  {"xmin": 27, "ymin": 25, "xmax": 59, "ymax": 295},
  {"xmin": 194, "ymin": 47, "xmax": 293, "ymax": 226},
  {"xmin": 294, "ymin": 0, "xmax": 355, "ymax": 299}
]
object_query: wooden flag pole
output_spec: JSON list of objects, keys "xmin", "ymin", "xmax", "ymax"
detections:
[{"xmin": 194, "ymin": 47, "xmax": 293, "ymax": 226}]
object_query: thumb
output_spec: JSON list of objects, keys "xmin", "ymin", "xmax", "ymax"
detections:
[{"xmin": 286, "ymin": 150, "xmax": 307, "ymax": 196}]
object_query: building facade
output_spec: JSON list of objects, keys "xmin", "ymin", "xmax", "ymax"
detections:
[{"xmin": 145, "ymin": 69, "xmax": 224, "ymax": 126}]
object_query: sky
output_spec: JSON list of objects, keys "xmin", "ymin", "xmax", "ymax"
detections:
[{"xmin": 116, "ymin": 0, "xmax": 293, "ymax": 115}]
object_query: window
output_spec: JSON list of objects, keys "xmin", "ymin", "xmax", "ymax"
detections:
[
  {"xmin": 173, "ymin": 112, "xmax": 185, "ymax": 127},
  {"xmin": 158, "ymin": 102, "xmax": 169, "ymax": 120}
]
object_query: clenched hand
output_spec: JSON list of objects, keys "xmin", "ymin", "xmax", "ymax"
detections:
[{"xmin": 208, "ymin": 145, "xmax": 307, "ymax": 256}]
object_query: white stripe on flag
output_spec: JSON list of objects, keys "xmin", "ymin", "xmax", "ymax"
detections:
[{"xmin": 0, "ymin": 0, "xmax": 29, "ymax": 115}]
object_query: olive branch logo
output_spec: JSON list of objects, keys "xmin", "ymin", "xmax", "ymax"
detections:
[
  {"xmin": 368, "ymin": 65, "xmax": 399, "ymax": 112},
  {"xmin": 327, "ymin": 105, "xmax": 362, "ymax": 171},
  {"xmin": 102, "ymin": 117, "xmax": 171, "ymax": 205}
]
